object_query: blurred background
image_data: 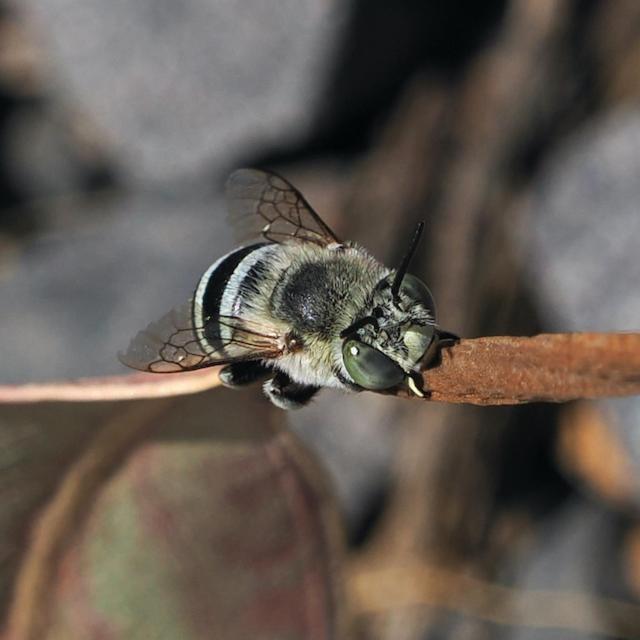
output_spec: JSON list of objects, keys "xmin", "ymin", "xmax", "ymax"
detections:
[{"xmin": 1, "ymin": 0, "xmax": 640, "ymax": 638}]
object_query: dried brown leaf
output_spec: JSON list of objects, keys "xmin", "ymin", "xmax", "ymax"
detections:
[{"xmin": 0, "ymin": 369, "xmax": 220, "ymax": 404}]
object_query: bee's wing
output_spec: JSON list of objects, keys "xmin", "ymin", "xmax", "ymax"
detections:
[
  {"xmin": 119, "ymin": 301, "xmax": 284, "ymax": 373},
  {"xmin": 226, "ymin": 168, "xmax": 341, "ymax": 246}
]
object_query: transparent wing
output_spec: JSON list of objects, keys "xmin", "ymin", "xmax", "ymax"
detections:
[
  {"xmin": 118, "ymin": 301, "xmax": 284, "ymax": 373},
  {"xmin": 226, "ymin": 168, "xmax": 341, "ymax": 246}
]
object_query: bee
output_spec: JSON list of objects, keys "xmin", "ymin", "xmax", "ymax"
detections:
[{"xmin": 119, "ymin": 169, "xmax": 457, "ymax": 409}]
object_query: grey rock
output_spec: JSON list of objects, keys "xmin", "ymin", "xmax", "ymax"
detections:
[
  {"xmin": 0, "ymin": 189, "xmax": 234, "ymax": 382},
  {"xmin": 505, "ymin": 499, "xmax": 615, "ymax": 640},
  {"xmin": 521, "ymin": 108, "xmax": 640, "ymax": 503},
  {"xmin": 18, "ymin": 0, "xmax": 344, "ymax": 184}
]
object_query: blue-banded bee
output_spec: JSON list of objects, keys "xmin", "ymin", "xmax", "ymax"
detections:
[{"xmin": 119, "ymin": 169, "xmax": 456, "ymax": 409}]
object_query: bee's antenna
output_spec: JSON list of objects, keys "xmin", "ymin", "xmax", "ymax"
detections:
[
  {"xmin": 391, "ymin": 221, "xmax": 425, "ymax": 303},
  {"xmin": 340, "ymin": 315, "xmax": 378, "ymax": 339}
]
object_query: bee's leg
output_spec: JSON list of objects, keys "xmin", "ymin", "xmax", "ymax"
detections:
[
  {"xmin": 420, "ymin": 329, "xmax": 461, "ymax": 370},
  {"xmin": 435, "ymin": 329, "xmax": 460, "ymax": 348},
  {"xmin": 263, "ymin": 372, "xmax": 320, "ymax": 410},
  {"xmin": 219, "ymin": 361, "xmax": 272, "ymax": 388}
]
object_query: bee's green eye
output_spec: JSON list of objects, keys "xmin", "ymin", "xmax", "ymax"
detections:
[
  {"xmin": 342, "ymin": 339, "xmax": 405, "ymax": 390},
  {"xmin": 400, "ymin": 274, "xmax": 436, "ymax": 319},
  {"xmin": 403, "ymin": 324, "xmax": 435, "ymax": 363}
]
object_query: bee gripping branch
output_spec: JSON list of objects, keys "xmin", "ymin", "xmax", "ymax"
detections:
[{"xmin": 412, "ymin": 333, "xmax": 640, "ymax": 405}]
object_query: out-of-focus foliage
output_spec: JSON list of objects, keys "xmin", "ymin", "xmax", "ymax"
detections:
[{"xmin": 0, "ymin": 390, "xmax": 345, "ymax": 639}]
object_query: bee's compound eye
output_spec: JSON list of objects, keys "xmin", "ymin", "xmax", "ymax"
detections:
[
  {"xmin": 401, "ymin": 274, "xmax": 437, "ymax": 320},
  {"xmin": 342, "ymin": 339, "xmax": 405, "ymax": 390},
  {"xmin": 404, "ymin": 324, "xmax": 435, "ymax": 364}
]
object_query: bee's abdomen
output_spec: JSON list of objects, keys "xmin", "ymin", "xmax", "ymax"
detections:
[
  {"xmin": 194, "ymin": 244, "xmax": 267, "ymax": 321},
  {"xmin": 193, "ymin": 243, "xmax": 277, "ymax": 354}
]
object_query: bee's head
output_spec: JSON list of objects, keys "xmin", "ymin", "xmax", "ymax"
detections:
[{"xmin": 339, "ymin": 223, "xmax": 437, "ymax": 393}]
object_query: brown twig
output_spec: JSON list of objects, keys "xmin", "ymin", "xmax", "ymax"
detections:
[
  {"xmin": 0, "ymin": 333, "xmax": 638, "ymax": 407},
  {"xmin": 349, "ymin": 561, "xmax": 640, "ymax": 639},
  {"xmin": 417, "ymin": 333, "xmax": 640, "ymax": 405}
]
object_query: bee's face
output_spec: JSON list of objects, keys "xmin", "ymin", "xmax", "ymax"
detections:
[{"xmin": 340, "ymin": 273, "xmax": 436, "ymax": 390}]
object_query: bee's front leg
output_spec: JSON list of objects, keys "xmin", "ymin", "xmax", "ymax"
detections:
[
  {"xmin": 435, "ymin": 329, "xmax": 460, "ymax": 348},
  {"xmin": 263, "ymin": 372, "xmax": 319, "ymax": 410},
  {"xmin": 219, "ymin": 361, "xmax": 273, "ymax": 388}
]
